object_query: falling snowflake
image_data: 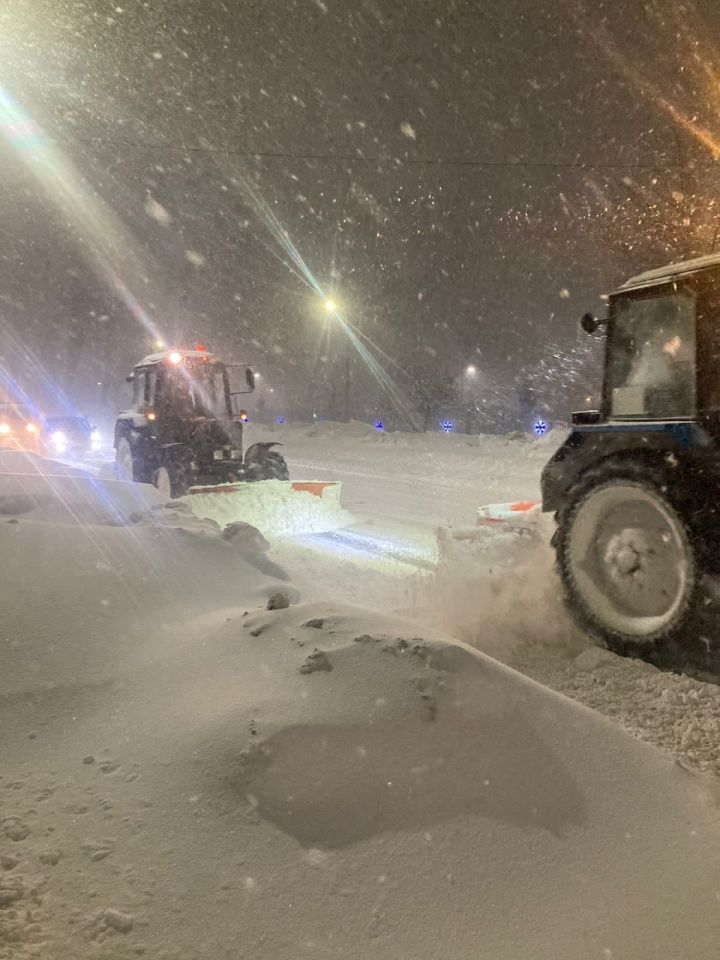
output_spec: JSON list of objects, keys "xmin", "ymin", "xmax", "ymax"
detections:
[
  {"xmin": 185, "ymin": 250, "xmax": 206, "ymax": 267},
  {"xmin": 144, "ymin": 196, "xmax": 171, "ymax": 225},
  {"xmin": 400, "ymin": 122, "xmax": 416, "ymax": 140}
]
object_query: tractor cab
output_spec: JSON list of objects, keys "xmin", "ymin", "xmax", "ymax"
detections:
[
  {"xmin": 114, "ymin": 347, "xmax": 288, "ymax": 497},
  {"xmin": 542, "ymin": 254, "xmax": 720, "ymax": 657},
  {"xmin": 127, "ymin": 348, "xmax": 250, "ymax": 430},
  {"xmin": 577, "ymin": 254, "xmax": 720, "ymax": 427}
]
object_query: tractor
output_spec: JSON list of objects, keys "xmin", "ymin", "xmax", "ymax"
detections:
[
  {"xmin": 114, "ymin": 347, "xmax": 288, "ymax": 498},
  {"xmin": 542, "ymin": 254, "xmax": 720, "ymax": 657}
]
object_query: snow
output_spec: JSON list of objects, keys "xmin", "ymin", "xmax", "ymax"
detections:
[
  {"xmin": 144, "ymin": 195, "xmax": 172, "ymax": 225},
  {"xmin": 244, "ymin": 421, "xmax": 720, "ymax": 780},
  {"xmin": 184, "ymin": 249, "xmax": 206, "ymax": 267},
  {"xmin": 5, "ymin": 424, "xmax": 720, "ymax": 957},
  {"xmin": 3, "ymin": 537, "xmax": 720, "ymax": 957},
  {"xmin": 187, "ymin": 479, "xmax": 353, "ymax": 538}
]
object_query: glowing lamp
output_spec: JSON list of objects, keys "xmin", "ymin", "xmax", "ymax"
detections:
[
  {"xmin": 169, "ymin": 351, "xmax": 182, "ymax": 365},
  {"xmin": 0, "ymin": 422, "xmax": 10, "ymax": 434},
  {"xmin": 26, "ymin": 422, "xmax": 38, "ymax": 433}
]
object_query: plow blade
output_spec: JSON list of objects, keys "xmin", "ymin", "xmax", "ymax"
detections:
[
  {"xmin": 188, "ymin": 480, "xmax": 341, "ymax": 503},
  {"xmin": 185, "ymin": 479, "xmax": 347, "ymax": 538},
  {"xmin": 438, "ymin": 500, "xmax": 545, "ymax": 561},
  {"xmin": 476, "ymin": 500, "xmax": 540, "ymax": 526}
]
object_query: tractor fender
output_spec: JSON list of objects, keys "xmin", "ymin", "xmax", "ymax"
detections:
[
  {"xmin": 244, "ymin": 441, "xmax": 282, "ymax": 464},
  {"xmin": 541, "ymin": 422, "xmax": 711, "ymax": 513}
]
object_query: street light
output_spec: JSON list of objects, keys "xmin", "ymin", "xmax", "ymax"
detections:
[{"xmin": 466, "ymin": 364, "xmax": 477, "ymax": 376}]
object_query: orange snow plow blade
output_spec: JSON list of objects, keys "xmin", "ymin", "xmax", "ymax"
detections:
[
  {"xmin": 438, "ymin": 499, "xmax": 544, "ymax": 558},
  {"xmin": 476, "ymin": 500, "xmax": 540, "ymax": 525},
  {"xmin": 188, "ymin": 480, "xmax": 342, "ymax": 503}
]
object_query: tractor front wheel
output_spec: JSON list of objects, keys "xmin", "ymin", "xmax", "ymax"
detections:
[
  {"xmin": 154, "ymin": 461, "xmax": 188, "ymax": 499},
  {"xmin": 555, "ymin": 462, "xmax": 702, "ymax": 655},
  {"xmin": 115, "ymin": 438, "xmax": 137, "ymax": 482}
]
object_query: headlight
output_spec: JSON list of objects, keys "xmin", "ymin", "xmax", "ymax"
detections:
[
  {"xmin": 0, "ymin": 422, "xmax": 10, "ymax": 434},
  {"xmin": 90, "ymin": 429, "xmax": 102, "ymax": 450},
  {"xmin": 51, "ymin": 430, "xmax": 67, "ymax": 452},
  {"xmin": 26, "ymin": 422, "xmax": 38, "ymax": 434}
]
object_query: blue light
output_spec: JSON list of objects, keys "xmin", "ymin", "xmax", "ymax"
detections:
[
  {"xmin": 440, "ymin": 419, "xmax": 454, "ymax": 433},
  {"xmin": 276, "ymin": 417, "xmax": 285, "ymax": 424},
  {"xmin": 533, "ymin": 419, "xmax": 548, "ymax": 436},
  {"xmin": 375, "ymin": 419, "xmax": 384, "ymax": 431}
]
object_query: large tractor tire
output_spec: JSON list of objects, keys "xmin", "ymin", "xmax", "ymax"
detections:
[
  {"xmin": 154, "ymin": 458, "xmax": 189, "ymax": 499},
  {"xmin": 115, "ymin": 437, "xmax": 154, "ymax": 483},
  {"xmin": 243, "ymin": 442, "xmax": 290, "ymax": 481},
  {"xmin": 555, "ymin": 459, "xmax": 703, "ymax": 656},
  {"xmin": 115, "ymin": 438, "xmax": 137, "ymax": 482}
]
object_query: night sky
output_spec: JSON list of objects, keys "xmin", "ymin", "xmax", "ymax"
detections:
[{"xmin": 1, "ymin": 0, "xmax": 719, "ymax": 425}]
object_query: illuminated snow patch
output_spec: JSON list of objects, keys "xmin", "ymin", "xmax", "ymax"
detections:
[{"xmin": 186, "ymin": 480, "xmax": 354, "ymax": 538}]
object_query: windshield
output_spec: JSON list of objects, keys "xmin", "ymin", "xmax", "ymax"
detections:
[
  {"xmin": 608, "ymin": 291, "xmax": 696, "ymax": 418},
  {"xmin": 156, "ymin": 362, "xmax": 229, "ymax": 419}
]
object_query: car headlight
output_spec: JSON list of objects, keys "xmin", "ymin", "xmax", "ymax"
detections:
[
  {"xmin": 0, "ymin": 422, "xmax": 10, "ymax": 435},
  {"xmin": 51, "ymin": 430, "xmax": 67, "ymax": 452},
  {"xmin": 26, "ymin": 422, "xmax": 38, "ymax": 434}
]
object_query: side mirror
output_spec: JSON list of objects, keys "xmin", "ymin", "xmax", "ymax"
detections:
[
  {"xmin": 245, "ymin": 367, "xmax": 256, "ymax": 390},
  {"xmin": 581, "ymin": 312, "xmax": 606, "ymax": 334}
]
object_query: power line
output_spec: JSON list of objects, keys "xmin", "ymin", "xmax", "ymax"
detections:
[{"xmin": 55, "ymin": 134, "xmax": 716, "ymax": 171}]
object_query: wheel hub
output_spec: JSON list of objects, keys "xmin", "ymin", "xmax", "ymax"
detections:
[{"xmin": 605, "ymin": 530, "xmax": 647, "ymax": 577}]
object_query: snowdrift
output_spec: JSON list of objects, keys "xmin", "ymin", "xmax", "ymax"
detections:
[
  {"xmin": 0, "ymin": 486, "xmax": 293, "ymax": 696},
  {"xmin": 4, "ymin": 591, "xmax": 720, "ymax": 958}
]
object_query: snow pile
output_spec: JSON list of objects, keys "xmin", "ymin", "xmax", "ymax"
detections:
[
  {"xmin": 4, "ymin": 601, "xmax": 720, "ymax": 958},
  {"xmin": 187, "ymin": 479, "xmax": 353, "ymax": 538},
  {"xmin": 0, "ymin": 495, "xmax": 292, "ymax": 695},
  {"xmin": 531, "ymin": 647, "xmax": 720, "ymax": 780}
]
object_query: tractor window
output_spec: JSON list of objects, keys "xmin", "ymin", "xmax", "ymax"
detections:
[
  {"xmin": 132, "ymin": 372, "xmax": 146, "ymax": 410},
  {"xmin": 608, "ymin": 291, "xmax": 695, "ymax": 419},
  {"xmin": 190, "ymin": 364, "xmax": 229, "ymax": 418},
  {"xmin": 146, "ymin": 370, "xmax": 157, "ymax": 406}
]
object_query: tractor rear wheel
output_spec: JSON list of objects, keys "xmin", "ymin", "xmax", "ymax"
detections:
[{"xmin": 555, "ymin": 461, "xmax": 702, "ymax": 655}]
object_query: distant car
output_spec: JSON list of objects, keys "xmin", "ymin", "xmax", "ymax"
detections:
[
  {"xmin": 0, "ymin": 402, "xmax": 43, "ymax": 453},
  {"xmin": 45, "ymin": 416, "xmax": 102, "ymax": 458}
]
